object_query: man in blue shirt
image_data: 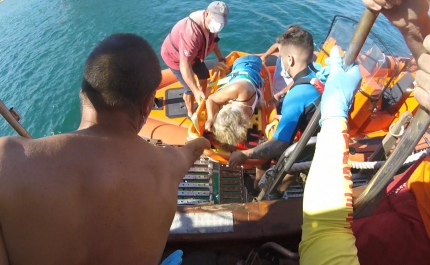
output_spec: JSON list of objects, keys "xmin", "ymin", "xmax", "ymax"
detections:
[
  {"xmin": 260, "ymin": 42, "xmax": 294, "ymax": 98},
  {"xmin": 229, "ymin": 25, "xmax": 320, "ymax": 194}
]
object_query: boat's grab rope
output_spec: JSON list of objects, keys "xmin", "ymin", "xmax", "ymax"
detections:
[
  {"xmin": 257, "ymin": 148, "xmax": 429, "ymax": 191},
  {"xmin": 288, "ymin": 147, "xmax": 430, "ymax": 172}
]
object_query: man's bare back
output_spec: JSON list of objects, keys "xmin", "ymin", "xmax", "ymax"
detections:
[
  {"xmin": 0, "ymin": 33, "xmax": 210, "ymax": 265},
  {"xmin": 0, "ymin": 128, "xmax": 204, "ymax": 264}
]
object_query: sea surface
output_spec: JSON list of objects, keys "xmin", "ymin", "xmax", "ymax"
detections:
[{"xmin": 0, "ymin": 0, "xmax": 410, "ymax": 137}]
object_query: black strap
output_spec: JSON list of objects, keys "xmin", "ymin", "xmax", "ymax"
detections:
[
  {"xmin": 289, "ymin": 78, "xmax": 312, "ymax": 92},
  {"xmin": 282, "ymin": 77, "xmax": 322, "ymax": 97},
  {"xmin": 169, "ymin": 33, "xmax": 179, "ymax": 53},
  {"xmin": 292, "ymin": 65, "xmax": 312, "ymax": 82},
  {"xmin": 188, "ymin": 17, "xmax": 209, "ymax": 59},
  {"xmin": 233, "ymin": 90, "xmax": 257, "ymax": 103},
  {"xmin": 188, "ymin": 17, "xmax": 205, "ymax": 39},
  {"xmin": 289, "ymin": 63, "xmax": 320, "ymax": 92}
]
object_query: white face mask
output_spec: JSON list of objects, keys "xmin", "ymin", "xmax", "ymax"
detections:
[
  {"xmin": 281, "ymin": 67, "xmax": 291, "ymax": 79},
  {"xmin": 281, "ymin": 56, "xmax": 292, "ymax": 78},
  {"xmin": 208, "ymin": 20, "xmax": 224, "ymax": 33}
]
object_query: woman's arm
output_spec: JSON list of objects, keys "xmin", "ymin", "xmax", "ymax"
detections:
[
  {"xmin": 212, "ymin": 43, "xmax": 225, "ymax": 62},
  {"xmin": 205, "ymin": 83, "xmax": 239, "ymax": 131}
]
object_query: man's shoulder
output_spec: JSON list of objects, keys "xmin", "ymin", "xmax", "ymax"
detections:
[
  {"xmin": 0, "ymin": 136, "xmax": 27, "ymax": 154},
  {"xmin": 189, "ymin": 10, "xmax": 205, "ymax": 24},
  {"xmin": 181, "ymin": 11, "xmax": 206, "ymax": 37},
  {"xmin": 172, "ymin": 17, "xmax": 188, "ymax": 30},
  {"xmin": 288, "ymin": 81, "xmax": 319, "ymax": 99},
  {"xmin": 294, "ymin": 82, "xmax": 318, "ymax": 93},
  {"xmin": 0, "ymin": 134, "xmax": 71, "ymax": 161},
  {"xmin": 156, "ymin": 144, "xmax": 182, "ymax": 161},
  {"xmin": 295, "ymin": 71, "xmax": 317, "ymax": 85},
  {"xmin": 0, "ymin": 136, "xmax": 30, "ymax": 185},
  {"xmin": 136, "ymin": 138, "xmax": 181, "ymax": 161},
  {"xmin": 292, "ymin": 71, "xmax": 320, "ymax": 94},
  {"xmin": 173, "ymin": 11, "xmax": 204, "ymax": 32}
]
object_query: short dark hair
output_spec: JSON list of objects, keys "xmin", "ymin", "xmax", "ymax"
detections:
[
  {"xmin": 81, "ymin": 33, "xmax": 161, "ymax": 113},
  {"xmin": 276, "ymin": 25, "xmax": 314, "ymax": 60}
]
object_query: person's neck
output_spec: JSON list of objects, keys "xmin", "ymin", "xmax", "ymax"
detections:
[
  {"xmin": 78, "ymin": 106, "xmax": 140, "ymax": 136},
  {"xmin": 289, "ymin": 62, "xmax": 309, "ymax": 79},
  {"xmin": 191, "ymin": 10, "xmax": 210, "ymax": 33},
  {"xmin": 202, "ymin": 13, "xmax": 210, "ymax": 33}
]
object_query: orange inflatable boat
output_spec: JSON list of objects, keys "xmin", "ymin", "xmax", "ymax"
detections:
[{"xmin": 139, "ymin": 47, "xmax": 421, "ymax": 166}]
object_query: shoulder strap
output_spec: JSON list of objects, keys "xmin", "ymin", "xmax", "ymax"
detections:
[
  {"xmin": 188, "ymin": 17, "xmax": 205, "ymax": 37},
  {"xmin": 169, "ymin": 33, "xmax": 179, "ymax": 52},
  {"xmin": 289, "ymin": 78, "xmax": 312, "ymax": 91},
  {"xmin": 289, "ymin": 78, "xmax": 323, "ymax": 95},
  {"xmin": 188, "ymin": 17, "xmax": 207, "ymax": 58}
]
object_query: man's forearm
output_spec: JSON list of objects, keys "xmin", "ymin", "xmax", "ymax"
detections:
[
  {"xmin": 263, "ymin": 43, "xmax": 279, "ymax": 57},
  {"xmin": 212, "ymin": 43, "xmax": 223, "ymax": 60},
  {"xmin": 180, "ymin": 60, "xmax": 200, "ymax": 94},
  {"xmin": 242, "ymin": 139, "xmax": 289, "ymax": 160},
  {"xmin": 401, "ymin": 26, "xmax": 428, "ymax": 59},
  {"xmin": 398, "ymin": 9, "xmax": 430, "ymax": 60}
]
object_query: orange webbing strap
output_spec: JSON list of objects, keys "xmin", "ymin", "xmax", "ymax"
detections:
[
  {"xmin": 299, "ymin": 118, "xmax": 359, "ymax": 265},
  {"xmin": 191, "ymin": 63, "xmax": 229, "ymax": 136},
  {"xmin": 207, "ymin": 62, "xmax": 230, "ymax": 92}
]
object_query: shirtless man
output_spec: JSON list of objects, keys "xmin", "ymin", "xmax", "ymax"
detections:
[
  {"xmin": 0, "ymin": 33, "xmax": 210, "ymax": 265},
  {"xmin": 362, "ymin": 0, "xmax": 430, "ymax": 60}
]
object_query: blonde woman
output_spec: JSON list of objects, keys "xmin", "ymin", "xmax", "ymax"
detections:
[{"xmin": 204, "ymin": 55, "xmax": 264, "ymax": 146}]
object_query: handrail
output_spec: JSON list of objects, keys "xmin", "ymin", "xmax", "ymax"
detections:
[{"xmin": 0, "ymin": 99, "xmax": 32, "ymax": 138}]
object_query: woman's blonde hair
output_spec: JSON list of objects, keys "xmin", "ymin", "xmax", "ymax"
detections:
[{"xmin": 213, "ymin": 104, "xmax": 250, "ymax": 146}]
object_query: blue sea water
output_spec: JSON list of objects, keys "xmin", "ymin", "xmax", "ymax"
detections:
[{"xmin": 0, "ymin": 0, "xmax": 410, "ymax": 138}]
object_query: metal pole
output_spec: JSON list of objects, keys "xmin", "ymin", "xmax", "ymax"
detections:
[
  {"xmin": 354, "ymin": 106, "xmax": 430, "ymax": 218},
  {"xmin": 0, "ymin": 99, "xmax": 33, "ymax": 138},
  {"xmin": 343, "ymin": 9, "xmax": 380, "ymax": 68}
]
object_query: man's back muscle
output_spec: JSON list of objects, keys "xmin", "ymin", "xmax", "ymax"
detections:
[{"xmin": 0, "ymin": 132, "xmax": 181, "ymax": 265}]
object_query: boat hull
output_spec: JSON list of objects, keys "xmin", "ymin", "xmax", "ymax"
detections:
[{"xmin": 169, "ymin": 199, "xmax": 303, "ymax": 243}]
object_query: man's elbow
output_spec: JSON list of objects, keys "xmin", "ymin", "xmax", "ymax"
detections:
[
  {"xmin": 258, "ymin": 138, "xmax": 289, "ymax": 160},
  {"xmin": 179, "ymin": 58, "xmax": 192, "ymax": 70},
  {"xmin": 271, "ymin": 139, "xmax": 290, "ymax": 157}
]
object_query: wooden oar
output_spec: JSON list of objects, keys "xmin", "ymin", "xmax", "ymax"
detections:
[
  {"xmin": 0, "ymin": 99, "xmax": 33, "ymax": 138},
  {"xmin": 256, "ymin": 8, "xmax": 380, "ymax": 201}
]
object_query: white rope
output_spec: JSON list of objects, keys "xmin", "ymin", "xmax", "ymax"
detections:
[{"xmin": 287, "ymin": 148, "xmax": 429, "ymax": 172}]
